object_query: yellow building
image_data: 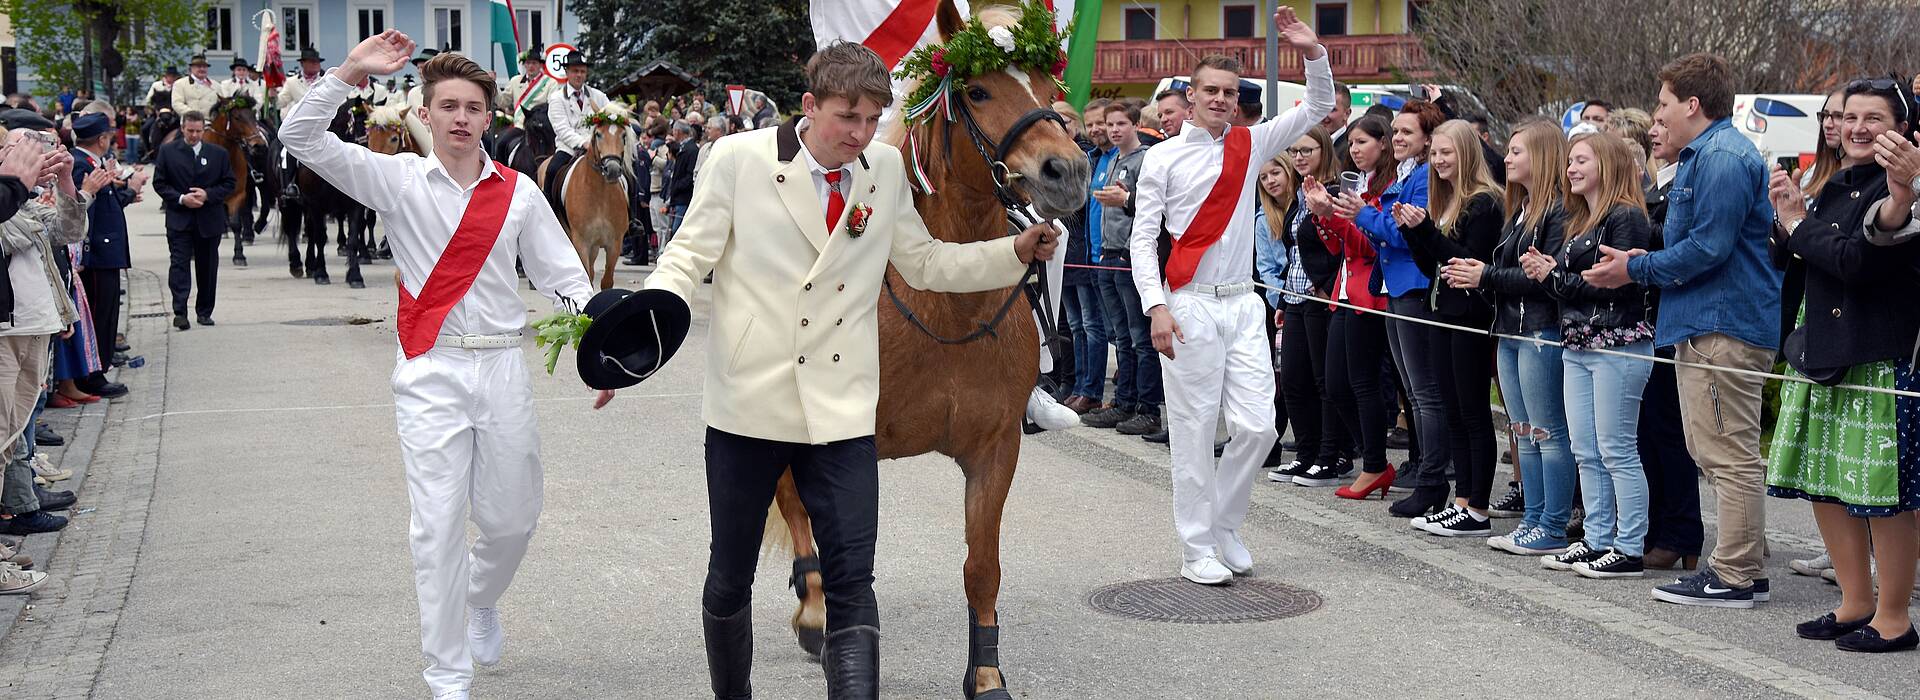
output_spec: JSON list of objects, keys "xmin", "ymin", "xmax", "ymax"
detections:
[{"xmin": 1088, "ymin": 0, "xmax": 1431, "ymax": 102}]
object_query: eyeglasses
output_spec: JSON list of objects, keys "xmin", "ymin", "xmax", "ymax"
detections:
[
  {"xmin": 1816, "ymin": 111, "xmax": 1842, "ymax": 122},
  {"xmin": 1284, "ymin": 146, "xmax": 1321, "ymax": 156}
]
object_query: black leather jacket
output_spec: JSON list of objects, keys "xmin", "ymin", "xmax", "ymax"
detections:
[
  {"xmin": 1481, "ymin": 202, "xmax": 1566, "ymax": 334},
  {"xmin": 1542, "ymin": 205, "xmax": 1652, "ymax": 332}
]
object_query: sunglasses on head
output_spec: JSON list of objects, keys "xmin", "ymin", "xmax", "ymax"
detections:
[{"xmin": 1845, "ymin": 76, "xmax": 1914, "ymax": 123}]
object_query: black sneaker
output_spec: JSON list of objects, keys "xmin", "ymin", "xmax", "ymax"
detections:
[
  {"xmin": 0, "ymin": 511, "xmax": 69, "ymax": 535},
  {"xmin": 1385, "ymin": 427, "xmax": 1410, "ymax": 450},
  {"xmin": 1573, "ymin": 549, "xmax": 1645, "ymax": 579},
  {"xmin": 34, "ymin": 425, "xmax": 64, "ymax": 447},
  {"xmin": 1489, "ymin": 482, "xmax": 1524, "ymax": 518},
  {"xmin": 1268, "ymin": 460, "xmax": 1312, "ymax": 482},
  {"xmin": 1541, "ymin": 541, "xmax": 1604, "ymax": 571},
  {"xmin": 1081, "ymin": 406, "xmax": 1135, "ymax": 429},
  {"xmin": 1410, "ymin": 504, "xmax": 1463, "ymax": 531},
  {"xmin": 1835, "ymin": 624, "xmax": 1920, "ymax": 653},
  {"xmin": 1753, "ymin": 577, "xmax": 1771, "ymax": 602},
  {"xmin": 1141, "ymin": 428, "xmax": 1170, "ymax": 443},
  {"xmin": 1291, "ymin": 462, "xmax": 1345, "ymax": 487},
  {"xmin": 1117, "ymin": 413, "xmax": 1162, "ymax": 436},
  {"xmin": 1796, "ymin": 612, "xmax": 1872, "ymax": 641},
  {"xmin": 1651, "ymin": 569, "xmax": 1755, "ymax": 609},
  {"xmin": 1421, "ymin": 508, "xmax": 1492, "ymax": 537}
]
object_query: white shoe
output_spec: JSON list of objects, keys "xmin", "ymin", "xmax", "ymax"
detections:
[
  {"xmin": 30, "ymin": 454, "xmax": 71, "ymax": 482},
  {"xmin": 1180, "ymin": 555, "xmax": 1232, "ymax": 585},
  {"xmin": 1026, "ymin": 388, "xmax": 1079, "ymax": 431},
  {"xmin": 0, "ymin": 561, "xmax": 48, "ymax": 595},
  {"xmin": 431, "ymin": 690, "xmax": 469, "ymax": 700},
  {"xmin": 1788, "ymin": 553, "xmax": 1831, "ymax": 577},
  {"xmin": 1216, "ymin": 532, "xmax": 1253, "ymax": 575},
  {"xmin": 468, "ymin": 607, "xmax": 503, "ymax": 667}
]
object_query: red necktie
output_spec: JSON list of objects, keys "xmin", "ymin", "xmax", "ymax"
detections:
[{"xmin": 824, "ymin": 169, "xmax": 845, "ymax": 234}]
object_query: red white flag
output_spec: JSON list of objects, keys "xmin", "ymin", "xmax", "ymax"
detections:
[{"xmin": 255, "ymin": 10, "xmax": 285, "ymax": 91}]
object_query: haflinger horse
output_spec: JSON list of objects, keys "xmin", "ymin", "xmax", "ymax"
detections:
[
  {"xmin": 764, "ymin": 3, "xmax": 1090, "ymax": 698},
  {"xmin": 366, "ymin": 104, "xmax": 428, "ymax": 157},
  {"xmin": 205, "ymin": 96, "xmax": 270, "ymax": 268},
  {"xmin": 536, "ymin": 102, "xmax": 633, "ymax": 290}
]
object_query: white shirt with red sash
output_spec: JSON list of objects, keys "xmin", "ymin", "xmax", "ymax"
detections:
[
  {"xmin": 280, "ymin": 71, "xmax": 592, "ymax": 341},
  {"xmin": 1128, "ymin": 54, "xmax": 1334, "ymax": 313}
]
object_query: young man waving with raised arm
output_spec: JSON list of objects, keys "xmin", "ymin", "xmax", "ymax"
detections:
[
  {"xmin": 1129, "ymin": 7, "xmax": 1334, "ymax": 586},
  {"xmin": 279, "ymin": 31, "xmax": 592, "ymax": 700}
]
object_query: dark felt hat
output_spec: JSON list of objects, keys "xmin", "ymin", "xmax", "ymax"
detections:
[
  {"xmin": 575, "ymin": 288, "xmax": 691, "ymax": 390},
  {"xmin": 189, "ymin": 54, "xmax": 210, "ymax": 67},
  {"xmin": 298, "ymin": 46, "xmax": 324, "ymax": 63},
  {"xmin": 0, "ymin": 109, "xmax": 55, "ymax": 131},
  {"xmin": 229, "ymin": 56, "xmax": 252, "ymax": 70},
  {"xmin": 163, "ymin": 66, "xmax": 181, "ymax": 77},
  {"xmin": 412, "ymin": 47, "xmax": 440, "ymax": 65},
  {"xmin": 561, "ymin": 52, "xmax": 591, "ymax": 68}
]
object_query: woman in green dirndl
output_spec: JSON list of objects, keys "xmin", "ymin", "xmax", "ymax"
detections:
[{"xmin": 1764, "ymin": 77, "xmax": 1920, "ymax": 654}]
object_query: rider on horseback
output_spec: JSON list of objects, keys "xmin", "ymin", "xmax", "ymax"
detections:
[
  {"xmin": 496, "ymin": 45, "xmax": 554, "ymax": 123},
  {"xmin": 542, "ymin": 52, "xmax": 644, "ymax": 237}
]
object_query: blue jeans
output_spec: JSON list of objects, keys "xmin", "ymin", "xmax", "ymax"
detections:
[
  {"xmin": 667, "ymin": 204, "xmax": 688, "ymax": 242},
  {"xmin": 1563, "ymin": 340, "xmax": 1654, "ymax": 556},
  {"xmin": 1095, "ymin": 267, "xmax": 1160, "ymax": 411},
  {"xmin": 1062, "ymin": 282, "xmax": 1107, "ymax": 400},
  {"xmin": 1496, "ymin": 331, "xmax": 1575, "ymax": 538}
]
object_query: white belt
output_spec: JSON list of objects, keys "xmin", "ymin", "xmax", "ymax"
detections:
[
  {"xmin": 434, "ymin": 331, "xmax": 525, "ymax": 349},
  {"xmin": 1179, "ymin": 281, "xmax": 1256, "ymax": 298}
]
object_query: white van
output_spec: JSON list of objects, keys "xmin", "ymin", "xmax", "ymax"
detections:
[{"xmin": 1732, "ymin": 93, "xmax": 1826, "ymax": 168}]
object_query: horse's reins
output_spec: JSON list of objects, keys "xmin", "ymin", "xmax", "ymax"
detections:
[{"xmin": 883, "ymin": 90, "xmax": 1068, "ymax": 348}]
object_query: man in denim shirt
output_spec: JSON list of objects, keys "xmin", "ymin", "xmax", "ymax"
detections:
[{"xmin": 1585, "ymin": 53, "xmax": 1780, "ymax": 608}]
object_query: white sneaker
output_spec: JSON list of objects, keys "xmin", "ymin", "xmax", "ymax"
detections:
[
  {"xmin": 1216, "ymin": 532, "xmax": 1253, "ymax": 575},
  {"xmin": 1788, "ymin": 553, "xmax": 1831, "ymax": 577},
  {"xmin": 468, "ymin": 607, "xmax": 503, "ymax": 667},
  {"xmin": 30, "ymin": 454, "xmax": 71, "ymax": 482},
  {"xmin": 0, "ymin": 562, "xmax": 48, "ymax": 595},
  {"xmin": 1026, "ymin": 388, "xmax": 1079, "ymax": 431},
  {"xmin": 431, "ymin": 689, "xmax": 469, "ymax": 700},
  {"xmin": 1180, "ymin": 555, "xmax": 1232, "ymax": 585}
]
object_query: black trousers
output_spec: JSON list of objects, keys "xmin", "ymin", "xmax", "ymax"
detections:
[
  {"xmin": 1640, "ymin": 346, "xmax": 1704, "ymax": 555},
  {"xmin": 1435, "ymin": 310, "xmax": 1497, "ymax": 508},
  {"xmin": 1280, "ymin": 301, "xmax": 1349, "ymax": 467},
  {"xmin": 80, "ymin": 267, "xmax": 123, "ymax": 359},
  {"xmin": 1327, "ymin": 310, "xmax": 1392, "ymax": 473},
  {"xmin": 165, "ymin": 229, "xmax": 219, "ymax": 317},
  {"xmin": 703, "ymin": 427, "xmax": 880, "ymax": 631}
]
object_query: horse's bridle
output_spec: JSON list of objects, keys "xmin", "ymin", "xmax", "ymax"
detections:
[{"xmin": 884, "ymin": 84, "xmax": 1068, "ymax": 350}]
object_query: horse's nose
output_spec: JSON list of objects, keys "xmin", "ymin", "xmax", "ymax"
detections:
[{"xmin": 1040, "ymin": 156, "xmax": 1090, "ymax": 187}]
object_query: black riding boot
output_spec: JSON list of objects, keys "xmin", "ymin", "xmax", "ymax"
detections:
[
  {"xmin": 703, "ymin": 606, "xmax": 753, "ymax": 700},
  {"xmin": 822, "ymin": 625, "xmax": 879, "ymax": 700}
]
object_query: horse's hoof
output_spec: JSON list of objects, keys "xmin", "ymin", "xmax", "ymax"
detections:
[
  {"xmin": 348, "ymin": 280, "xmax": 366, "ymax": 289},
  {"xmin": 314, "ymin": 277, "xmax": 331, "ymax": 286},
  {"xmin": 233, "ymin": 257, "xmax": 248, "ymax": 267},
  {"xmin": 971, "ymin": 690, "xmax": 1013, "ymax": 700},
  {"xmin": 289, "ymin": 268, "xmax": 304, "ymax": 279},
  {"xmin": 793, "ymin": 623, "xmax": 824, "ymax": 658}
]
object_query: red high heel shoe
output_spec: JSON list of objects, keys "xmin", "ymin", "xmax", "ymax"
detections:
[{"xmin": 1336, "ymin": 465, "xmax": 1396, "ymax": 500}]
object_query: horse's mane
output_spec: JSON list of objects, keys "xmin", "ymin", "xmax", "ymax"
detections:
[
  {"xmin": 366, "ymin": 104, "xmax": 407, "ymax": 128},
  {"xmin": 592, "ymin": 101, "xmax": 635, "ymax": 122},
  {"xmin": 882, "ymin": 4, "xmax": 1023, "ymax": 149}
]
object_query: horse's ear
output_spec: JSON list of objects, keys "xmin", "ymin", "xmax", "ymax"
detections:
[{"xmin": 935, "ymin": 0, "xmax": 967, "ymax": 42}]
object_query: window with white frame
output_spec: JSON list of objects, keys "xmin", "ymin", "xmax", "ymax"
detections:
[
  {"xmin": 357, "ymin": 7, "xmax": 387, "ymax": 39},
  {"xmin": 206, "ymin": 6, "xmax": 234, "ymax": 53},
  {"xmin": 515, "ymin": 3, "xmax": 549, "ymax": 50},
  {"xmin": 281, "ymin": 2, "xmax": 317, "ymax": 51},
  {"xmin": 429, "ymin": 1, "xmax": 466, "ymax": 53}
]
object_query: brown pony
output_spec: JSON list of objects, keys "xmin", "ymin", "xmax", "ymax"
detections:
[
  {"xmin": 766, "ymin": 3, "xmax": 1089, "ymax": 697},
  {"xmin": 536, "ymin": 103, "xmax": 634, "ymax": 290},
  {"xmin": 365, "ymin": 104, "xmax": 427, "ymax": 157},
  {"xmin": 205, "ymin": 97, "xmax": 266, "ymax": 268}
]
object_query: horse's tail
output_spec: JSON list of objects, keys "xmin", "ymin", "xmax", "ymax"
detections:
[{"xmin": 760, "ymin": 497, "xmax": 794, "ymax": 559}]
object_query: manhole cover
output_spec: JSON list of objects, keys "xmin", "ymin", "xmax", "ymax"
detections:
[
  {"xmin": 1087, "ymin": 578, "xmax": 1322, "ymax": 624},
  {"xmin": 282, "ymin": 317, "xmax": 378, "ymax": 326}
]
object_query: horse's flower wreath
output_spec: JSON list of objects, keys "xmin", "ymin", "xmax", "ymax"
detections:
[{"xmin": 893, "ymin": 0, "xmax": 1070, "ymax": 194}]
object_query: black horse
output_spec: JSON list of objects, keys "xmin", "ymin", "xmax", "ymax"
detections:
[
  {"xmin": 274, "ymin": 99, "xmax": 374, "ymax": 287},
  {"xmin": 488, "ymin": 102, "xmax": 556, "ymax": 179}
]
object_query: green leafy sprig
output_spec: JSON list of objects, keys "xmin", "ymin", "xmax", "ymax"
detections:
[
  {"xmin": 894, "ymin": 0, "xmax": 1070, "ymax": 116},
  {"xmin": 532, "ymin": 312, "xmax": 594, "ymax": 375}
]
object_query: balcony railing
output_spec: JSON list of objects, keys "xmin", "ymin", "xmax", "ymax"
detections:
[{"xmin": 1093, "ymin": 34, "xmax": 1428, "ymax": 84}]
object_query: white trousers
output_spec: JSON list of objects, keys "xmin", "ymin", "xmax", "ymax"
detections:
[
  {"xmin": 1161, "ymin": 290, "xmax": 1277, "ymax": 562},
  {"xmin": 391, "ymin": 346, "xmax": 545, "ymax": 694},
  {"xmin": 1033, "ymin": 230, "xmax": 1067, "ymax": 373}
]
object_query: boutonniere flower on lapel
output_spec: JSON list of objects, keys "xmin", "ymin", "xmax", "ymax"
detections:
[{"xmin": 846, "ymin": 204, "xmax": 873, "ymax": 238}]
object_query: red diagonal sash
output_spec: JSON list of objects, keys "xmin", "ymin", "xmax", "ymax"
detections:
[
  {"xmin": 395, "ymin": 164, "xmax": 519, "ymax": 359},
  {"xmin": 1165, "ymin": 127, "xmax": 1252, "ymax": 292}
]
